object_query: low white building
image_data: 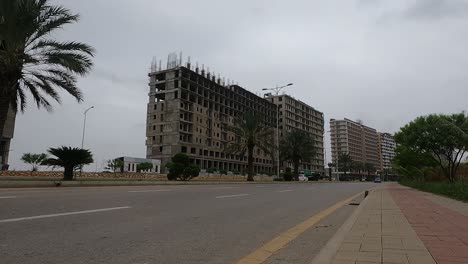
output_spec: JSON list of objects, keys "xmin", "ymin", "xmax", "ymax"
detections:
[{"xmin": 116, "ymin": 157, "xmax": 161, "ymax": 173}]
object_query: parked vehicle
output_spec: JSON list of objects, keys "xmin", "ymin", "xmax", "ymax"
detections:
[
  {"xmin": 361, "ymin": 177, "xmax": 367, "ymax": 182},
  {"xmin": 298, "ymin": 174, "xmax": 308, "ymax": 181},
  {"xmin": 374, "ymin": 176, "xmax": 382, "ymax": 183}
]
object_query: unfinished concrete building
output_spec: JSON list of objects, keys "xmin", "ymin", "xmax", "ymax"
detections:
[
  {"xmin": 265, "ymin": 94, "xmax": 325, "ymax": 174},
  {"xmin": 146, "ymin": 54, "xmax": 277, "ymax": 173}
]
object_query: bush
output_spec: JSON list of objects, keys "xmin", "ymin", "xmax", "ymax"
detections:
[
  {"xmin": 219, "ymin": 169, "xmax": 228, "ymax": 175},
  {"xmin": 273, "ymin": 177, "xmax": 284, "ymax": 181},
  {"xmin": 232, "ymin": 170, "xmax": 240, "ymax": 175},
  {"xmin": 206, "ymin": 167, "xmax": 217, "ymax": 173},
  {"xmin": 400, "ymin": 180, "xmax": 468, "ymax": 202},
  {"xmin": 282, "ymin": 167, "xmax": 293, "ymax": 181},
  {"xmin": 166, "ymin": 153, "xmax": 200, "ymax": 181}
]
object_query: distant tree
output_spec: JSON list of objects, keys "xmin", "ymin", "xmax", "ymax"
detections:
[
  {"xmin": 327, "ymin": 162, "xmax": 334, "ymax": 181},
  {"xmin": 206, "ymin": 167, "xmax": 217, "ymax": 173},
  {"xmin": 137, "ymin": 162, "xmax": 153, "ymax": 172},
  {"xmin": 282, "ymin": 167, "xmax": 293, "ymax": 181},
  {"xmin": 226, "ymin": 112, "xmax": 274, "ymax": 181},
  {"xmin": 280, "ymin": 129, "xmax": 317, "ymax": 181},
  {"xmin": 42, "ymin": 147, "xmax": 93, "ymax": 180},
  {"xmin": 395, "ymin": 113, "xmax": 468, "ymax": 182},
  {"xmin": 338, "ymin": 153, "xmax": 353, "ymax": 180},
  {"xmin": 364, "ymin": 162, "xmax": 375, "ymax": 177},
  {"xmin": 166, "ymin": 153, "xmax": 200, "ymax": 181},
  {"xmin": 105, "ymin": 159, "xmax": 123, "ymax": 173},
  {"xmin": 21, "ymin": 153, "xmax": 48, "ymax": 171},
  {"xmin": 219, "ymin": 169, "xmax": 228, "ymax": 175}
]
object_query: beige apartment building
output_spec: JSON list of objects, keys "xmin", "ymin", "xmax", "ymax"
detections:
[
  {"xmin": 330, "ymin": 118, "xmax": 380, "ymax": 169},
  {"xmin": 265, "ymin": 94, "xmax": 324, "ymax": 174},
  {"xmin": 378, "ymin": 132, "xmax": 396, "ymax": 171},
  {"xmin": 0, "ymin": 106, "xmax": 16, "ymax": 169},
  {"xmin": 146, "ymin": 55, "xmax": 277, "ymax": 173}
]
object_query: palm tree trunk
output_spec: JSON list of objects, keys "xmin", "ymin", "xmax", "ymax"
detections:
[
  {"xmin": 63, "ymin": 166, "xmax": 74, "ymax": 181},
  {"xmin": 293, "ymin": 161, "xmax": 299, "ymax": 181},
  {"xmin": 247, "ymin": 145, "xmax": 254, "ymax": 181}
]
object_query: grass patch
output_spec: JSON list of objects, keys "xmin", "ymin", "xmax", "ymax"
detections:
[{"xmin": 400, "ymin": 180, "xmax": 468, "ymax": 202}]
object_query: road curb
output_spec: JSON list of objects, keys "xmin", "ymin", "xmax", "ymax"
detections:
[{"xmin": 309, "ymin": 189, "xmax": 373, "ymax": 264}]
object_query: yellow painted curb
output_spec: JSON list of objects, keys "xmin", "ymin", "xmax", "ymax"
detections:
[{"xmin": 234, "ymin": 192, "xmax": 363, "ymax": 264}]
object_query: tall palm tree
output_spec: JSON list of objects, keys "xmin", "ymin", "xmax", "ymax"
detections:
[
  {"xmin": 338, "ymin": 152, "xmax": 352, "ymax": 180},
  {"xmin": 43, "ymin": 146, "xmax": 93, "ymax": 180},
  {"xmin": 226, "ymin": 112, "xmax": 274, "ymax": 181},
  {"xmin": 280, "ymin": 129, "xmax": 316, "ymax": 181},
  {"xmin": 0, "ymin": 0, "xmax": 95, "ymax": 138},
  {"xmin": 364, "ymin": 162, "xmax": 375, "ymax": 178}
]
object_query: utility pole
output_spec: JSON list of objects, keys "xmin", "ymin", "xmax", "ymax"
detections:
[{"xmin": 262, "ymin": 83, "xmax": 293, "ymax": 180}]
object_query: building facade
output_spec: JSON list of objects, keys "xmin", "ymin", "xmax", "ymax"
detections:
[
  {"xmin": 265, "ymin": 94, "xmax": 324, "ymax": 173},
  {"xmin": 116, "ymin": 157, "xmax": 161, "ymax": 173},
  {"xmin": 378, "ymin": 132, "xmax": 396, "ymax": 171},
  {"xmin": 0, "ymin": 106, "xmax": 16, "ymax": 170},
  {"xmin": 330, "ymin": 118, "xmax": 380, "ymax": 169},
  {"xmin": 146, "ymin": 56, "xmax": 277, "ymax": 173}
]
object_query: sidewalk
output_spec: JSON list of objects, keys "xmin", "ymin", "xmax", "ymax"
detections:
[{"xmin": 315, "ymin": 183, "xmax": 468, "ymax": 264}]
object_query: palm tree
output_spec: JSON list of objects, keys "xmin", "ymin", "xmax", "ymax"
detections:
[
  {"xmin": 280, "ymin": 129, "xmax": 317, "ymax": 181},
  {"xmin": 0, "ymin": 0, "xmax": 95, "ymax": 139},
  {"xmin": 42, "ymin": 146, "xmax": 93, "ymax": 180},
  {"xmin": 364, "ymin": 162, "xmax": 375, "ymax": 178},
  {"xmin": 226, "ymin": 112, "xmax": 274, "ymax": 181},
  {"xmin": 338, "ymin": 153, "xmax": 352, "ymax": 180},
  {"xmin": 327, "ymin": 162, "xmax": 334, "ymax": 181},
  {"xmin": 21, "ymin": 152, "xmax": 47, "ymax": 171}
]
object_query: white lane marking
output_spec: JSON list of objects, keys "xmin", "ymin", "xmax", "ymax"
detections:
[
  {"xmin": 0, "ymin": 196, "xmax": 16, "ymax": 199},
  {"xmin": 216, "ymin": 194, "xmax": 249, "ymax": 199},
  {"xmin": 279, "ymin": 190, "xmax": 293, "ymax": 193},
  {"xmin": 0, "ymin": 206, "xmax": 131, "ymax": 223},
  {"xmin": 128, "ymin": 189, "xmax": 172, "ymax": 193},
  {"xmin": 207, "ymin": 187, "xmax": 233, "ymax": 190}
]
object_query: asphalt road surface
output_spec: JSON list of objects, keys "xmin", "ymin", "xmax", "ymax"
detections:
[{"xmin": 0, "ymin": 182, "xmax": 376, "ymax": 264}]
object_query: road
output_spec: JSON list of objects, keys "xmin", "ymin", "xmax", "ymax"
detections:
[{"xmin": 0, "ymin": 182, "xmax": 376, "ymax": 264}]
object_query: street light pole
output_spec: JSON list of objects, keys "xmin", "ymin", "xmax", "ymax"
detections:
[
  {"xmin": 262, "ymin": 83, "xmax": 293, "ymax": 180},
  {"xmin": 79, "ymin": 106, "xmax": 94, "ymax": 178},
  {"xmin": 81, "ymin": 106, "xmax": 94, "ymax": 149}
]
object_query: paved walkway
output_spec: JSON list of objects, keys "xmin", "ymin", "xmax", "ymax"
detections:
[
  {"xmin": 390, "ymin": 185, "xmax": 468, "ymax": 264},
  {"xmin": 329, "ymin": 186, "xmax": 435, "ymax": 264}
]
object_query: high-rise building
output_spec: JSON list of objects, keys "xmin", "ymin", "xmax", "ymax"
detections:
[
  {"xmin": 330, "ymin": 118, "xmax": 380, "ymax": 169},
  {"xmin": 265, "ymin": 94, "xmax": 324, "ymax": 173},
  {"xmin": 378, "ymin": 132, "xmax": 396, "ymax": 171},
  {"xmin": 0, "ymin": 106, "xmax": 16, "ymax": 169},
  {"xmin": 146, "ymin": 55, "xmax": 277, "ymax": 173}
]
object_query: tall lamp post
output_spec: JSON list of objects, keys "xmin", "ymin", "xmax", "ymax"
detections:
[
  {"xmin": 81, "ymin": 106, "xmax": 94, "ymax": 149},
  {"xmin": 79, "ymin": 106, "xmax": 94, "ymax": 177},
  {"xmin": 262, "ymin": 83, "xmax": 293, "ymax": 180}
]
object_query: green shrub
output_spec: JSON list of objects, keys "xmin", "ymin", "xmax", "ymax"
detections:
[
  {"xmin": 166, "ymin": 153, "xmax": 200, "ymax": 181},
  {"xmin": 206, "ymin": 167, "xmax": 217, "ymax": 173},
  {"xmin": 273, "ymin": 177, "xmax": 284, "ymax": 181},
  {"xmin": 232, "ymin": 170, "xmax": 240, "ymax": 175},
  {"xmin": 400, "ymin": 180, "xmax": 468, "ymax": 202},
  {"xmin": 219, "ymin": 169, "xmax": 228, "ymax": 175},
  {"xmin": 282, "ymin": 167, "xmax": 293, "ymax": 181}
]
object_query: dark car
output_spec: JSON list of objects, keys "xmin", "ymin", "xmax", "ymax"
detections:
[{"xmin": 374, "ymin": 176, "xmax": 382, "ymax": 183}]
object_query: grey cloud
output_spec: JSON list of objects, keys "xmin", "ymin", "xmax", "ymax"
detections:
[{"xmin": 8, "ymin": 0, "xmax": 468, "ymax": 170}]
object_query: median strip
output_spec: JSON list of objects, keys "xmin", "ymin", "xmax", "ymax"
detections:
[
  {"xmin": 128, "ymin": 189, "xmax": 171, "ymax": 193},
  {"xmin": 0, "ymin": 206, "xmax": 131, "ymax": 223},
  {"xmin": 0, "ymin": 196, "xmax": 16, "ymax": 199},
  {"xmin": 215, "ymin": 194, "xmax": 249, "ymax": 199}
]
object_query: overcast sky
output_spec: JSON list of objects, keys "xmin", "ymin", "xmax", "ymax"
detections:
[{"xmin": 9, "ymin": 0, "xmax": 468, "ymax": 170}]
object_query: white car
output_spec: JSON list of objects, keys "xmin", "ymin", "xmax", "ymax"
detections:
[{"xmin": 298, "ymin": 174, "xmax": 308, "ymax": 181}]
